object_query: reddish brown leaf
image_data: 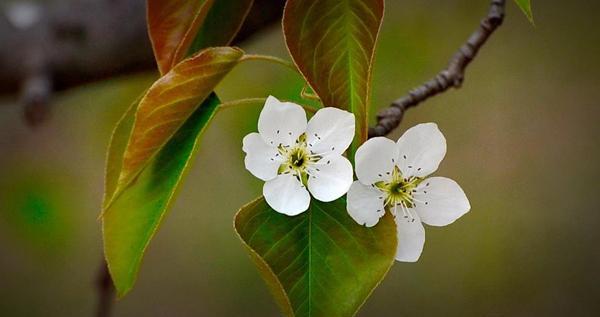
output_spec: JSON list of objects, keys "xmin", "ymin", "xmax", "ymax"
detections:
[
  {"xmin": 147, "ymin": 0, "xmax": 253, "ymax": 75},
  {"xmin": 283, "ymin": 0, "xmax": 384, "ymax": 156},
  {"xmin": 147, "ymin": 0, "xmax": 213, "ymax": 74},
  {"xmin": 114, "ymin": 47, "xmax": 244, "ymax": 198}
]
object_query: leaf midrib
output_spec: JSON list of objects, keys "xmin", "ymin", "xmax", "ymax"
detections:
[{"xmin": 302, "ymin": 200, "xmax": 369, "ymax": 316}]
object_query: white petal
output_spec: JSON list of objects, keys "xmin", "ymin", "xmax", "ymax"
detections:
[
  {"xmin": 307, "ymin": 155, "xmax": 353, "ymax": 202},
  {"xmin": 346, "ymin": 181, "xmax": 385, "ymax": 227},
  {"xmin": 413, "ymin": 177, "xmax": 470, "ymax": 226},
  {"xmin": 395, "ymin": 212, "xmax": 425, "ymax": 262},
  {"xmin": 396, "ymin": 123, "xmax": 446, "ymax": 178},
  {"xmin": 258, "ymin": 96, "xmax": 307, "ymax": 147},
  {"xmin": 355, "ymin": 137, "xmax": 399, "ymax": 185},
  {"xmin": 242, "ymin": 133, "xmax": 282, "ymax": 181},
  {"xmin": 263, "ymin": 174, "xmax": 310, "ymax": 216},
  {"xmin": 306, "ymin": 107, "xmax": 355, "ymax": 157}
]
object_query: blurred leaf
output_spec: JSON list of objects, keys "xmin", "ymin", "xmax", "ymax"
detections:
[
  {"xmin": 514, "ymin": 0, "xmax": 534, "ymax": 24},
  {"xmin": 148, "ymin": 0, "xmax": 253, "ymax": 74},
  {"xmin": 109, "ymin": 47, "xmax": 243, "ymax": 204},
  {"xmin": 0, "ymin": 172, "xmax": 73, "ymax": 253},
  {"xmin": 235, "ymin": 197, "xmax": 397, "ymax": 317},
  {"xmin": 103, "ymin": 94, "xmax": 220, "ymax": 297},
  {"xmin": 283, "ymin": 0, "xmax": 384, "ymax": 158}
]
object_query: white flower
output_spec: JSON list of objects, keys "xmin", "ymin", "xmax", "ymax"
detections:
[
  {"xmin": 243, "ymin": 96, "xmax": 355, "ymax": 215},
  {"xmin": 346, "ymin": 123, "xmax": 470, "ymax": 262}
]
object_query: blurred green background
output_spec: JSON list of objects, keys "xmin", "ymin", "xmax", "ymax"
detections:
[{"xmin": 1, "ymin": 0, "xmax": 599, "ymax": 316}]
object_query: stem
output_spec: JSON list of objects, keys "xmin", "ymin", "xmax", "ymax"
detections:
[
  {"xmin": 218, "ymin": 97, "xmax": 266, "ymax": 110},
  {"xmin": 240, "ymin": 54, "xmax": 298, "ymax": 73}
]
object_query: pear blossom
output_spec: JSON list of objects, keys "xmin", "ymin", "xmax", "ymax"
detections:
[
  {"xmin": 346, "ymin": 123, "xmax": 470, "ymax": 262},
  {"xmin": 243, "ymin": 96, "xmax": 355, "ymax": 215}
]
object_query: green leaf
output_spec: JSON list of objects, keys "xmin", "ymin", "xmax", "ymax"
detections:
[
  {"xmin": 514, "ymin": 0, "xmax": 534, "ymax": 24},
  {"xmin": 109, "ymin": 47, "xmax": 243, "ymax": 204},
  {"xmin": 235, "ymin": 197, "xmax": 397, "ymax": 317},
  {"xmin": 147, "ymin": 0, "xmax": 253, "ymax": 74},
  {"xmin": 283, "ymin": 0, "xmax": 384, "ymax": 158},
  {"xmin": 103, "ymin": 94, "xmax": 220, "ymax": 297}
]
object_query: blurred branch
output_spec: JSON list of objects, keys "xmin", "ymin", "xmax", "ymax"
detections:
[
  {"xmin": 0, "ymin": 0, "xmax": 285, "ymax": 126},
  {"xmin": 95, "ymin": 262, "xmax": 114, "ymax": 317},
  {"xmin": 369, "ymin": 0, "xmax": 506, "ymax": 137}
]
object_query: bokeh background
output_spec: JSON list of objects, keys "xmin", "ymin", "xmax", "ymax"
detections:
[{"xmin": 1, "ymin": 0, "xmax": 599, "ymax": 316}]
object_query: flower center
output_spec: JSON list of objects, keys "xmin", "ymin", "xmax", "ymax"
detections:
[
  {"xmin": 376, "ymin": 166, "xmax": 421, "ymax": 209},
  {"xmin": 290, "ymin": 149, "xmax": 307, "ymax": 168},
  {"xmin": 277, "ymin": 133, "xmax": 321, "ymax": 185}
]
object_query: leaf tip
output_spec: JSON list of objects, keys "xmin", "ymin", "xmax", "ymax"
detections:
[{"xmin": 514, "ymin": 0, "xmax": 535, "ymax": 26}]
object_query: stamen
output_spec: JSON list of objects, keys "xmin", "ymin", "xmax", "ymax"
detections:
[
  {"xmin": 411, "ymin": 196, "xmax": 426, "ymax": 204},
  {"xmin": 307, "ymin": 149, "xmax": 331, "ymax": 158},
  {"xmin": 397, "ymin": 202, "xmax": 415, "ymax": 222}
]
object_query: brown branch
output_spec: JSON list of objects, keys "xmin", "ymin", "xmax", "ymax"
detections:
[{"xmin": 369, "ymin": 0, "xmax": 506, "ymax": 137}]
